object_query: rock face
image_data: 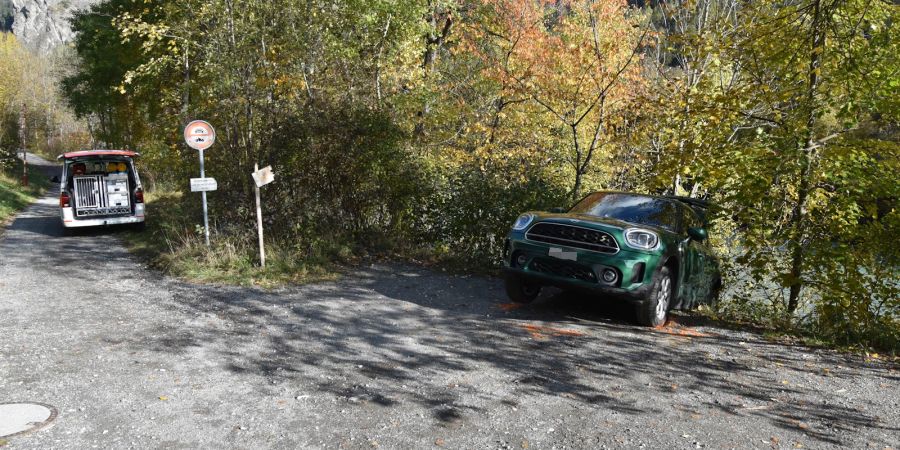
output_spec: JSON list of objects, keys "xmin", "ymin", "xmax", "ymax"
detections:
[{"xmin": 1, "ymin": 0, "xmax": 99, "ymax": 52}]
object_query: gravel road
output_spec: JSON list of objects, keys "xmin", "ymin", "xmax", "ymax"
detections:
[{"xmin": 1, "ymin": 158, "xmax": 898, "ymax": 449}]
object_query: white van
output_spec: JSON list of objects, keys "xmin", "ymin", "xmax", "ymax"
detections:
[{"xmin": 56, "ymin": 150, "xmax": 146, "ymax": 231}]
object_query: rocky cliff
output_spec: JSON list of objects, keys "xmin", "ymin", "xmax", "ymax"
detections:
[{"xmin": 0, "ymin": 0, "xmax": 99, "ymax": 52}]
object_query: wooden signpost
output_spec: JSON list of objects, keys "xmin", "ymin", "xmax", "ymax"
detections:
[
  {"xmin": 19, "ymin": 103, "xmax": 27, "ymax": 187},
  {"xmin": 184, "ymin": 120, "xmax": 216, "ymax": 246},
  {"xmin": 251, "ymin": 164, "xmax": 274, "ymax": 267}
]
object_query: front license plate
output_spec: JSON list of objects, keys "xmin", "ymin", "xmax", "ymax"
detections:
[{"xmin": 548, "ymin": 247, "xmax": 577, "ymax": 261}]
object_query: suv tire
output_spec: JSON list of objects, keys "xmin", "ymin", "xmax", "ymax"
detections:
[
  {"xmin": 504, "ymin": 273, "xmax": 541, "ymax": 304},
  {"xmin": 636, "ymin": 266, "xmax": 672, "ymax": 327}
]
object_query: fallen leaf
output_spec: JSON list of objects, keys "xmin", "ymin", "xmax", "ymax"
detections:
[
  {"xmin": 498, "ymin": 303, "xmax": 524, "ymax": 312},
  {"xmin": 159, "ymin": 396, "xmax": 168, "ymax": 401},
  {"xmin": 520, "ymin": 324, "xmax": 585, "ymax": 339},
  {"xmin": 521, "ymin": 439, "xmax": 529, "ymax": 449}
]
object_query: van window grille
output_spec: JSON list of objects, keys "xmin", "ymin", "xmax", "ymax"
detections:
[
  {"xmin": 74, "ymin": 176, "xmax": 105, "ymax": 209},
  {"xmin": 72, "ymin": 175, "xmax": 130, "ymax": 218}
]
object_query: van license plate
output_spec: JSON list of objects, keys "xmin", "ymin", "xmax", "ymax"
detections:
[{"xmin": 549, "ymin": 247, "xmax": 577, "ymax": 261}]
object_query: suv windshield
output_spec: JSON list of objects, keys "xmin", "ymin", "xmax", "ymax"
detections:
[{"xmin": 569, "ymin": 192, "xmax": 681, "ymax": 232}]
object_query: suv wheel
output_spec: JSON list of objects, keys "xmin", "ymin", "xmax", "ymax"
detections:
[
  {"xmin": 504, "ymin": 274, "xmax": 541, "ymax": 304},
  {"xmin": 636, "ymin": 266, "xmax": 672, "ymax": 327}
]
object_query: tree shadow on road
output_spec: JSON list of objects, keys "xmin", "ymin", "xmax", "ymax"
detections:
[{"xmin": 115, "ymin": 265, "xmax": 898, "ymax": 445}]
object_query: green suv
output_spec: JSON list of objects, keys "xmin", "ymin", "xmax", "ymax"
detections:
[{"xmin": 502, "ymin": 191, "xmax": 721, "ymax": 326}]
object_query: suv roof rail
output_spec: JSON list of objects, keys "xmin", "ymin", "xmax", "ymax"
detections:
[{"xmin": 664, "ymin": 195, "xmax": 710, "ymax": 210}]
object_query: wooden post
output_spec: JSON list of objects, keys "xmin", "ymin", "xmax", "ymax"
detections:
[
  {"xmin": 19, "ymin": 103, "xmax": 28, "ymax": 187},
  {"xmin": 254, "ymin": 163, "xmax": 266, "ymax": 268}
]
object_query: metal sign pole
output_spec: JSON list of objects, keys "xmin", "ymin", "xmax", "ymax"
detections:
[
  {"xmin": 254, "ymin": 163, "xmax": 266, "ymax": 267},
  {"xmin": 199, "ymin": 148, "xmax": 210, "ymax": 246},
  {"xmin": 184, "ymin": 120, "xmax": 216, "ymax": 247}
]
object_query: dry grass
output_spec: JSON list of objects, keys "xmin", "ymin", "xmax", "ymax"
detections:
[
  {"xmin": 121, "ymin": 188, "xmax": 340, "ymax": 288},
  {"xmin": 0, "ymin": 166, "xmax": 47, "ymax": 228}
]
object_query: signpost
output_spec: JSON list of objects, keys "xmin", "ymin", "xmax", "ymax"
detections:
[
  {"xmin": 184, "ymin": 120, "xmax": 216, "ymax": 246},
  {"xmin": 251, "ymin": 164, "xmax": 275, "ymax": 267},
  {"xmin": 19, "ymin": 103, "xmax": 27, "ymax": 187}
]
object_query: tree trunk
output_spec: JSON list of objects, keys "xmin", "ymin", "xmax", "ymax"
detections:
[
  {"xmin": 416, "ymin": 11, "xmax": 452, "ymax": 136},
  {"xmin": 787, "ymin": 0, "xmax": 823, "ymax": 314},
  {"xmin": 181, "ymin": 38, "xmax": 190, "ymax": 122},
  {"xmin": 571, "ymin": 124, "xmax": 582, "ymax": 201}
]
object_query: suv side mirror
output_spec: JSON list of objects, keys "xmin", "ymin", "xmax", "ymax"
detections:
[
  {"xmin": 548, "ymin": 207, "xmax": 567, "ymax": 214},
  {"xmin": 688, "ymin": 227, "xmax": 708, "ymax": 241},
  {"xmin": 51, "ymin": 176, "xmax": 60, "ymax": 183}
]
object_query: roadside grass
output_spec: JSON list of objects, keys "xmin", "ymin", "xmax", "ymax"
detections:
[
  {"xmin": 120, "ymin": 189, "xmax": 340, "ymax": 288},
  {"xmin": 0, "ymin": 166, "xmax": 48, "ymax": 226},
  {"xmin": 696, "ymin": 305, "xmax": 899, "ymax": 357}
]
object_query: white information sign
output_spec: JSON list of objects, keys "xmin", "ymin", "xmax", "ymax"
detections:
[
  {"xmin": 251, "ymin": 165, "xmax": 275, "ymax": 187},
  {"xmin": 190, "ymin": 177, "xmax": 218, "ymax": 192}
]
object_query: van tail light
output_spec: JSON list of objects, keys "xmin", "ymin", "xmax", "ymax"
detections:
[
  {"xmin": 60, "ymin": 191, "xmax": 70, "ymax": 208},
  {"xmin": 134, "ymin": 188, "xmax": 144, "ymax": 203}
]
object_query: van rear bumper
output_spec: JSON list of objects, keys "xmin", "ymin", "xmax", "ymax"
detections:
[{"xmin": 61, "ymin": 205, "xmax": 145, "ymax": 228}]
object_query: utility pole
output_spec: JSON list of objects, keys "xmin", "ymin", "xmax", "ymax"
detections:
[{"xmin": 19, "ymin": 103, "xmax": 28, "ymax": 187}]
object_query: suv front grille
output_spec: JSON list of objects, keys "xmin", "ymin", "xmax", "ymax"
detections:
[
  {"xmin": 525, "ymin": 222, "xmax": 619, "ymax": 254},
  {"xmin": 530, "ymin": 257, "xmax": 597, "ymax": 282}
]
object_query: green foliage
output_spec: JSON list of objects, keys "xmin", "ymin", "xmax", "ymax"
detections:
[
  {"xmin": 62, "ymin": 0, "xmax": 899, "ymax": 350},
  {"xmin": 0, "ymin": 164, "xmax": 48, "ymax": 224},
  {"xmin": 121, "ymin": 189, "xmax": 340, "ymax": 287},
  {"xmin": 62, "ymin": 0, "xmax": 159, "ymax": 148},
  {"xmin": 0, "ymin": 32, "xmax": 88, "ymax": 164},
  {"xmin": 647, "ymin": 0, "xmax": 900, "ymax": 351},
  {"xmin": 420, "ymin": 159, "xmax": 569, "ymax": 269},
  {"xmin": 269, "ymin": 105, "xmax": 425, "ymax": 239}
]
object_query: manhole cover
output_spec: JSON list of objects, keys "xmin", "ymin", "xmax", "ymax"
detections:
[{"xmin": 0, "ymin": 403, "xmax": 57, "ymax": 438}]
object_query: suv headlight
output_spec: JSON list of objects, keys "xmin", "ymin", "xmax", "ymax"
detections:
[
  {"xmin": 511, "ymin": 214, "xmax": 534, "ymax": 231},
  {"xmin": 624, "ymin": 228, "xmax": 659, "ymax": 250}
]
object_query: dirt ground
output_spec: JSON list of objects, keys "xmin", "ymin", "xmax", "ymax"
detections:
[{"xmin": 1, "ymin": 158, "xmax": 897, "ymax": 449}]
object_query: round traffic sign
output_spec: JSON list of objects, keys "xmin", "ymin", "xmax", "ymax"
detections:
[{"xmin": 184, "ymin": 120, "xmax": 216, "ymax": 150}]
